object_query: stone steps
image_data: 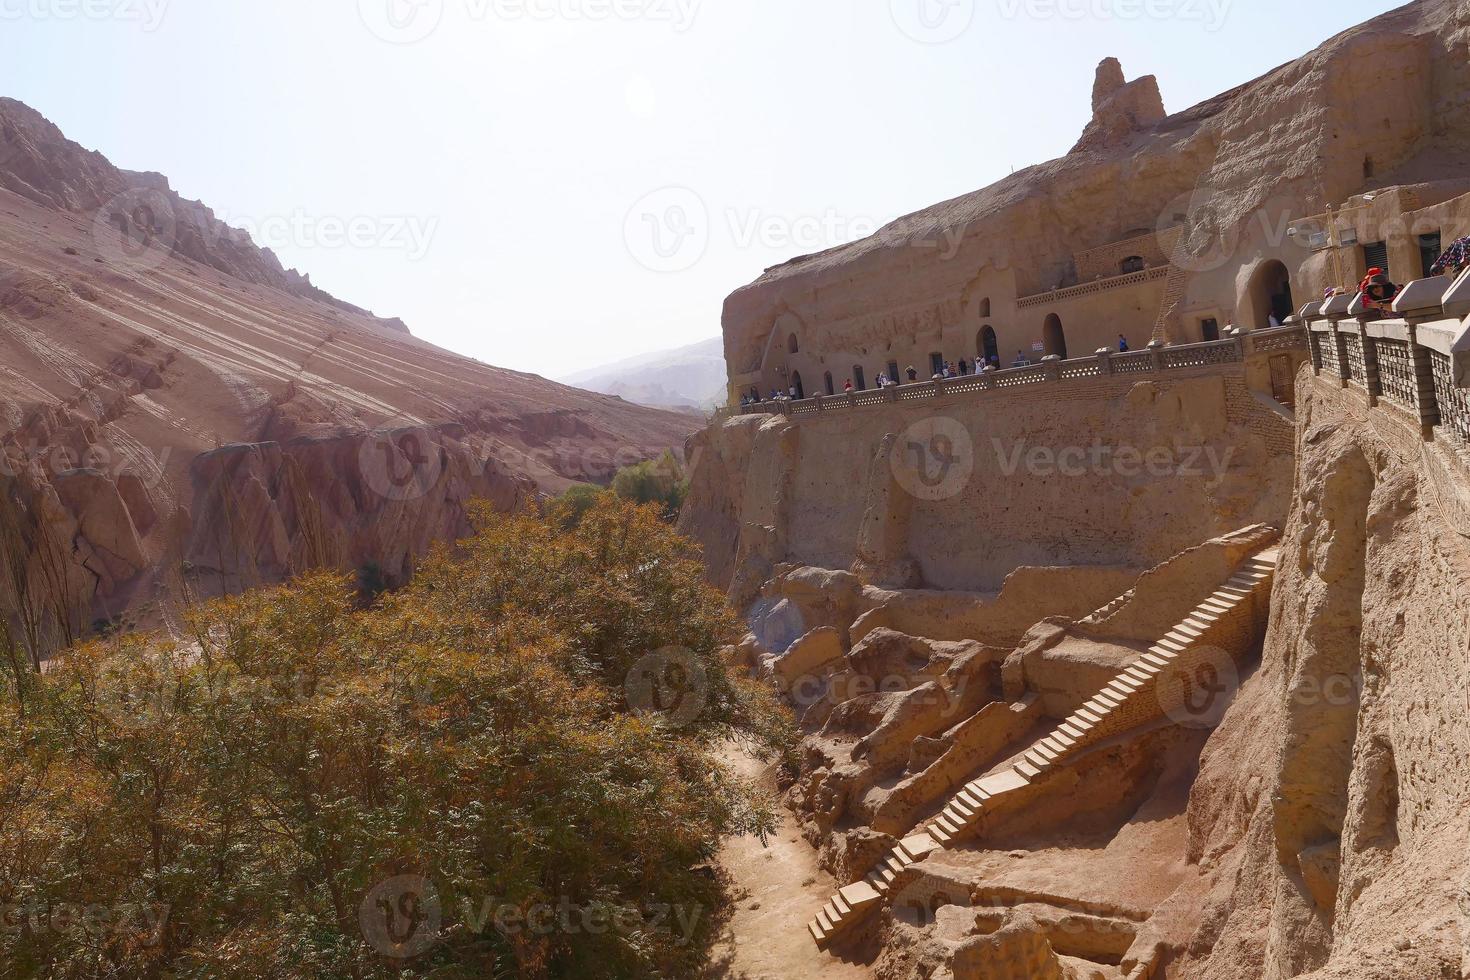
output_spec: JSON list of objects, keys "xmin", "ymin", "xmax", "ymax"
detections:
[
  {"xmin": 807, "ymin": 833, "xmax": 937, "ymax": 949},
  {"xmin": 808, "ymin": 539, "xmax": 1281, "ymax": 950}
]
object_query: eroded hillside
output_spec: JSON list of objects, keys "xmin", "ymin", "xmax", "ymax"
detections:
[{"xmin": 0, "ymin": 101, "xmax": 696, "ymax": 647}]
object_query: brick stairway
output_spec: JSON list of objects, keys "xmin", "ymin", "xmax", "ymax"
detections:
[
  {"xmin": 807, "ymin": 542, "xmax": 1280, "ymax": 949},
  {"xmin": 1151, "ymin": 264, "xmax": 1189, "ymax": 342}
]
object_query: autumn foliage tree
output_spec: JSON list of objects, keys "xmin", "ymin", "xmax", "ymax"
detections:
[{"xmin": 0, "ymin": 496, "xmax": 792, "ymax": 979}]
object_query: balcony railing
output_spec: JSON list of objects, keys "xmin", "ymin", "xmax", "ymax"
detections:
[
  {"xmin": 1302, "ymin": 267, "xmax": 1470, "ymax": 452},
  {"xmin": 737, "ymin": 325, "xmax": 1309, "ymax": 420}
]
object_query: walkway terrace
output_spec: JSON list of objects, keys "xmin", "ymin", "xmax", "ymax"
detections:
[{"xmin": 736, "ymin": 326, "xmax": 1311, "ymax": 420}]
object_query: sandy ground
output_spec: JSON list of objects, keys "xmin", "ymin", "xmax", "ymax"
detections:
[{"xmin": 707, "ymin": 748, "xmax": 872, "ymax": 980}]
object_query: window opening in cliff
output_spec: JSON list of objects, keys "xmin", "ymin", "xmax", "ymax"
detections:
[
  {"xmin": 1200, "ymin": 317, "xmax": 1220, "ymax": 342},
  {"xmin": 1420, "ymin": 232, "xmax": 1443, "ymax": 278},
  {"xmin": 853, "ymin": 365, "xmax": 866, "ymax": 390},
  {"xmin": 978, "ymin": 296, "xmax": 992, "ymax": 318},
  {"xmin": 1363, "ymin": 241, "xmax": 1389, "ymax": 278},
  {"xmin": 823, "ymin": 372, "xmax": 834, "ymax": 395},
  {"xmin": 787, "ymin": 333, "xmax": 799, "ymax": 355},
  {"xmin": 1247, "ymin": 260, "xmax": 1294, "ymax": 329},
  {"xmin": 1120, "ymin": 255, "xmax": 1146, "ymax": 274},
  {"xmin": 790, "ymin": 371, "xmax": 804, "ymax": 400},
  {"xmin": 887, "ymin": 360, "xmax": 900, "ymax": 384},
  {"xmin": 979, "ymin": 326, "xmax": 999, "ymax": 365},
  {"xmin": 1043, "ymin": 314, "xmax": 1067, "ymax": 360},
  {"xmin": 929, "ymin": 352, "xmax": 944, "ymax": 376}
]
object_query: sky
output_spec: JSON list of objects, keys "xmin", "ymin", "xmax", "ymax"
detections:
[{"xmin": 1, "ymin": 0, "xmax": 1405, "ymax": 380}]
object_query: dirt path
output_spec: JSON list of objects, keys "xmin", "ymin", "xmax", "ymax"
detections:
[{"xmin": 706, "ymin": 748, "xmax": 873, "ymax": 980}]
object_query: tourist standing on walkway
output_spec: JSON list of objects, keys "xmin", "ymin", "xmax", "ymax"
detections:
[{"xmin": 1118, "ymin": 334, "xmax": 1129, "ymax": 352}]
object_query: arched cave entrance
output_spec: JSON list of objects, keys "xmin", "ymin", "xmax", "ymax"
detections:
[
  {"xmin": 790, "ymin": 371, "xmax": 804, "ymax": 400},
  {"xmin": 1043, "ymin": 314, "xmax": 1067, "ymax": 360},
  {"xmin": 1120, "ymin": 255, "xmax": 1146, "ymax": 274},
  {"xmin": 1247, "ymin": 260, "xmax": 1295, "ymax": 329},
  {"xmin": 978, "ymin": 326, "xmax": 999, "ymax": 366},
  {"xmin": 852, "ymin": 365, "xmax": 866, "ymax": 390}
]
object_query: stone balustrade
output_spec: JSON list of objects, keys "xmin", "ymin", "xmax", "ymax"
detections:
[
  {"xmin": 739, "ymin": 326, "xmax": 1309, "ymax": 420},
  {"xmin": 1302, "ymin": 266, "xmax": 1470, "ymax": 451}
]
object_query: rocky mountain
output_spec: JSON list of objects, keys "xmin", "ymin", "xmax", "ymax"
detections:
[
  {"xmin": 561, "ymin": 336, "xmax": 727, "ymax": 411},
  {"xmin": 0, "ymin": 99, "xmax": 698, "ymax": 646},
  {"xmin": 0, "ymin": 97, "xmax": 407, "ymax": 329}
]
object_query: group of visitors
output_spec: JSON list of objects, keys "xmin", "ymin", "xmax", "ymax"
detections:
[{"xmin": 743, "ymin": 333, "xmax": 1141, "ymax": 407}]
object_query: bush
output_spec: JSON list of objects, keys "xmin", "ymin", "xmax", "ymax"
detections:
[
  {"xmin": 0, "ymin": 497, "xmax": 792, "ymax": 979},
  {"xmin": 608, "ymin": 452, "xmax": 687, "ymax": 522},
  {"xmin": 552, "ymin": 452, "xmax": 688, "ymax": 529}
]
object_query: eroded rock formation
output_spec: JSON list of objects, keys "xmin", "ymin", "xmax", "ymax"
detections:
[{"xmin": 0, "ymin": 102, "xmax": 697, "ymax": 651}]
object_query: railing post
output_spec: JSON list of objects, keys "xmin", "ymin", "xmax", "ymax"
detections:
[
  {"xmin": 1329, "ymin": 322, "xmax": 1350, "ymax": 387},
  {"xmin": 1147, "ymin": 339, "xmax": 1165, "ymax": 373},
  {"xmin": 1360, "ymin": 332, "xmax": 1382, "ymax": 407},
  {"xmin": 1042, "ymin": 354, "xmax": 1063, "ymax": 382},
  {"xmin": 1095, "ymin": 348, "xmax": 1113, "ymax": 375},
  {"xmin": 885, "ymin": 385, "xmax": 899, "ymax": 403},
  {"xmin": 1407, "ymin": 323, "xmax": 1442, "ymax": 441}
]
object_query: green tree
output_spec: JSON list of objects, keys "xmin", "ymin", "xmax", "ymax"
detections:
[{"xmin": 0, "ymin": 496, "xmax": 791, "ymax": 979}]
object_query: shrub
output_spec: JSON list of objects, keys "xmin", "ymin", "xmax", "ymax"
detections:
[{"xmin": 0, "ymin": 497, "xmax": 791, "ymax": 979}]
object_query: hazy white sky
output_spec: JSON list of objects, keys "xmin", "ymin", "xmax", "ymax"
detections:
[{"xmin": 3, "ymin": 0, "xmax": 1399, "ymax": 379}]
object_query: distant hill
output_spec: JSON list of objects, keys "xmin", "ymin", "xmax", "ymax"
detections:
[{"xmin": 561, "ymin": 336, "xmax": 727, "ymax": 411}]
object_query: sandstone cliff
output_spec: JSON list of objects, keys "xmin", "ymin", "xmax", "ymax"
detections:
[
  {"xmin": 0, "ymin": 101, "xmax": 696, "ymax": 652},
  {"xmin": 1169, "ymin": 377, "xmax": 1469, "ymax": 979}
]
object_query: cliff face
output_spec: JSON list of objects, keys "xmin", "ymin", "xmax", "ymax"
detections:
[
  {"xmin": 0, "ymin": 101, "xmax": 697, "ymax": 648},
  {"xmin": 1173, "ymin": 378, "xmax": 1470, "ymax": 979},
  {"xmin": 717, "ymin": 0, "xmax": 1470, "ymax": 402}
]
